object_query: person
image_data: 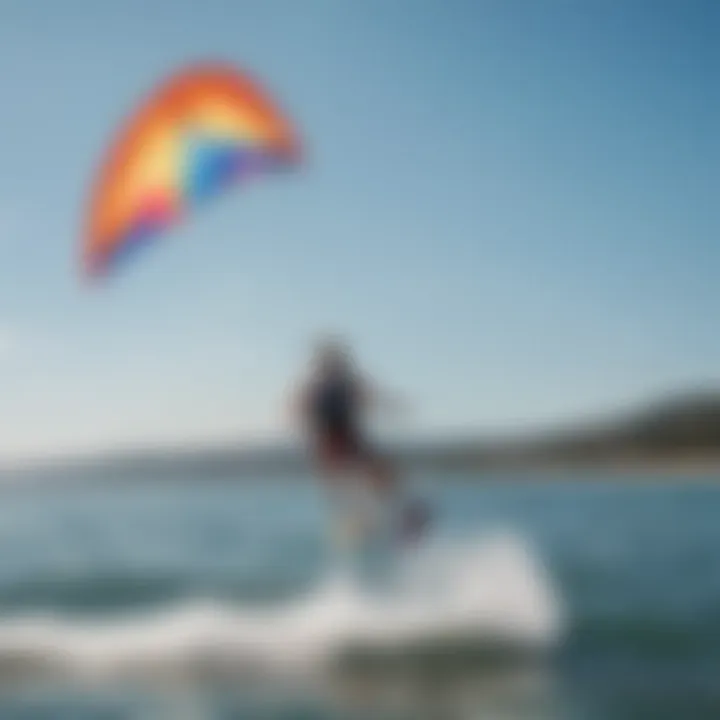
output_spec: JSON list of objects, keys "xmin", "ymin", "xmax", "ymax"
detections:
[{"xmin": 290, "ymin": 337, "xmax": 430, "ymax": 543}]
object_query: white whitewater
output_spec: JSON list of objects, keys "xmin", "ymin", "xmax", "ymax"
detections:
[{"xmin": 0, "ymin": 529, "xmax": 564, "ymax": 685}]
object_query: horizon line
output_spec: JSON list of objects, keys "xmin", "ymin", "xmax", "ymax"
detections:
[{"xmin": 3, "ymin": 383, "xmax": 718, "ymax": 474}]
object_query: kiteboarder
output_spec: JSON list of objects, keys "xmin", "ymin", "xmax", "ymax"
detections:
[{"xmin": 290, "ymin": 337, "xmax": 430, "ymax": 544}]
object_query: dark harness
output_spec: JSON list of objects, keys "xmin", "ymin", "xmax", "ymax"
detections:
[{"xmin": 309, "ymin": 375, "xmax": 359, "ymax": 440}]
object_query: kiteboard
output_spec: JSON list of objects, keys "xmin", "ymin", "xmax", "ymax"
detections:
[{"xmin": 328, "ymin": 479, "xmax": 432, "ymax": 557}]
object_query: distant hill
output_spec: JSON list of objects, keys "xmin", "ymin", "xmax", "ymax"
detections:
[
  {"xmin": 438, "ymin": 389, "xmax": 720, "ymax": 470},
  {"xmin": 5, "ymin": 389, "xmax": 720, "ymax": 481}
]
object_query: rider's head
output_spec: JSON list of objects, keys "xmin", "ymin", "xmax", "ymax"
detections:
[{"xmin": 313, "ymin": 335, "xmax": 352, "ymax": 376}]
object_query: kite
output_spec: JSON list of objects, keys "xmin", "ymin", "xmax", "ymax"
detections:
[{"xmin": 82, "ymin": 62, "xmax": 300, "ymax": 278}]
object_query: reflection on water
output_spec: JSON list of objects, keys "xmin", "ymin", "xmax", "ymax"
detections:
[
  {"xmin": 0, "ymin": 662, "xmax": 568, "ymax": 720},
  {"xmin": 326, "ymin": 662, "xmax": 568, "ymax": 720}
]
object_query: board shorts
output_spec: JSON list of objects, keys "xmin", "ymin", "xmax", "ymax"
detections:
[{"xmin": 315, "ymin": 427, "xmax": 369, "ymax": 468}]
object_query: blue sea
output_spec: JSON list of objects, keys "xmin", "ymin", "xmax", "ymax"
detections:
[{"xmin": 0, "ymin": 469, "xmax": 717, "ymax": 719}]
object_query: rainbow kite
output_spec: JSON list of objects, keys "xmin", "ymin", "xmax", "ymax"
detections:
[{"xmin": 82, "ymin": 62, "xmax": 300, "ymax": 278}]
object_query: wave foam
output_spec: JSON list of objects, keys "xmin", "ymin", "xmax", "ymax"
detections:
[{"xmin": 0, "ymin": 529, "xmax": 564, "ymax": 685}]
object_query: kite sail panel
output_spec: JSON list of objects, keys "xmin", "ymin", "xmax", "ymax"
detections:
[{"xmin": 83, "ymin": 62, "xmax": 300, "ymax": 278}]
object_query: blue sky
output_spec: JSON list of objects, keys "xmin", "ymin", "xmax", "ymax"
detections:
[{"xmin": 0, "ymin": 0, "xmax": 717, "ymax": 460}]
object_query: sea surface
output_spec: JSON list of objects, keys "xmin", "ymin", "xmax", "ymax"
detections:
[{"xmin": 0, "ymin": 469, "xmax": 716, "ymax": 719}]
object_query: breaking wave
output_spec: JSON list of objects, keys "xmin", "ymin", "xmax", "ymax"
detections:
[{"xmin": 0, "ymin": 530, "xmax": 563, "ymax": 686}]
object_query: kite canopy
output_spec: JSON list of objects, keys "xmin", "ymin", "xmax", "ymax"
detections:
[{"xmin": 82, "ymin": 62, "xmax": 300, "ymax": 278}]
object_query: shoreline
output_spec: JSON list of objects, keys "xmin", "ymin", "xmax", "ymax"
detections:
[
  {"xmin": 429, "ymin": 459, "xmax": 720, "ymax": 479},
  {"xmin": 2, "ymin": 456, "xmax": 719, "ymax": 485}
]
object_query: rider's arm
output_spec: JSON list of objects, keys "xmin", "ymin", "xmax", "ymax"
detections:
[
  {"xmin": 287, "ymin": 381, "xmax": 310, "ymax": 430},
  {"xmin": 356, "ymin": 375, "xmax": 408, "ymax": 416}
]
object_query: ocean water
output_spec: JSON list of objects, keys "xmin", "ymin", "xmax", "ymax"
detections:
[{"xmin": 0, "ymin": 470, "xmax": 716, "ymax": 719}]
